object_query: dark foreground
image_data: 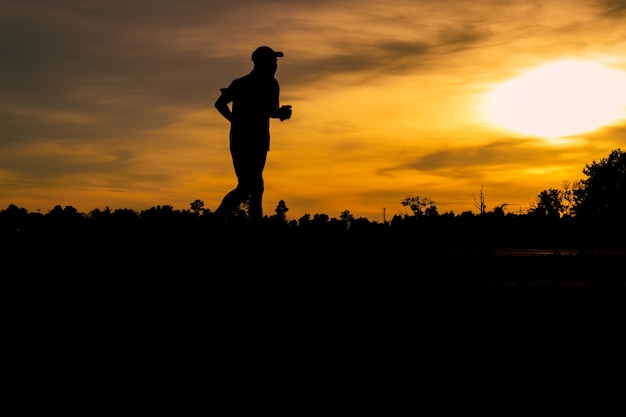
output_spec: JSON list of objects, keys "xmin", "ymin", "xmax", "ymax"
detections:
[
  {"xmin": 6, "ymin": 229, "xmax": 625, "ymax": 413},
  {"xmin": 8, "ymin": 225, "xmax": 625, "ymax": 319},
  {"xmin": 6, "ymin": 222, "xmax": 625, "ymax": 295}
]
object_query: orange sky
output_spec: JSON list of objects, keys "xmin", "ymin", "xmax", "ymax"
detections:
[{"xmin": 2, "ymin": 0, "xmax": 626, "ymax": 221}]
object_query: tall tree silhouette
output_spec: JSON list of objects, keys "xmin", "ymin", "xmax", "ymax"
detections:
[{"xmin": 573, "ymin": 148, "xmax": 626, "ymax": 218}]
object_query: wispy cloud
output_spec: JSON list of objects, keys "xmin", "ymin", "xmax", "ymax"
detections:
[{"xmin": 596, "ymin": 0, "xmax": 626, "ymax": 16}]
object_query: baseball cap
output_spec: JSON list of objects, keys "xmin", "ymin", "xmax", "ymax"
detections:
[{"xmin": 251, "ymin": 46, "xmax": 284, "ymax": 62}]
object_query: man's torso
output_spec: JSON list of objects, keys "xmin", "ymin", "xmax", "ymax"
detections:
[{"xmin": 226, "ymin": 71, "xmax": 279, "ymax": 151}]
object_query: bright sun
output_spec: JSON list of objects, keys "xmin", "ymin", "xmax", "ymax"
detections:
[{"xmin": 484, "ymin": 60, "xmax": 626, "ymax": 138}]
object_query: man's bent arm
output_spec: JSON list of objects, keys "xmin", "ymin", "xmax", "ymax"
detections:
[{"xmin": 215, "ymin": 93, "xmax": 233, "ymax": 122}]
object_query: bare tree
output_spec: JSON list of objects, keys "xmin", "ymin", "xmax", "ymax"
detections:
[{"xmin": 473, "ymin": 186, "xmax": 486, "ymax": 215}]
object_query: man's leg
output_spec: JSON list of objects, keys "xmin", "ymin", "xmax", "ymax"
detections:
[
  {"xmin": 246, "ymin": 151, "xmax": 267, "ymax": 221},
  {"xmin": 215, "ymin": 187, "xmax": 247, "ymax": 218},
  {"xmin": 215, "ymin": 151, "xmax": 250, "ymax": 218}
]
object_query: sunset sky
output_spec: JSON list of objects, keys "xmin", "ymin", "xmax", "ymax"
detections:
[{"xmin": 2, "ymin": 0, "xmax": 626, "ymax": 222}]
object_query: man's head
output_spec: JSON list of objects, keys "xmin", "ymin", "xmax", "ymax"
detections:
[
  {"xmin": 251, "ymin": 46, "xmax": 283, "ymax": 77},
  {"xmin": 252, "ymin": 46, "xmax": 284, "ymax": 62}
]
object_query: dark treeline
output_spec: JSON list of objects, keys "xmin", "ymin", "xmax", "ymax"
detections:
[
  {"xmin": 1, "ymin": 148, "xmax": 625, "ymax": 281},
  {"xmin": 1, "ymin": 193, "xmax": 625, "ymax": 250}
]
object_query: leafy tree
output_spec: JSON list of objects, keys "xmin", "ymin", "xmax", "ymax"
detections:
[
  {"xmin": 340, "ymin": 210, "xmax": 354, "ymax": 229},
  {"xmin": 401, "ymin": 195, "xmax": 437, "ymax": 218},
  {"xmin": 424, "ymin": 204, "xmax": 439, "ymax": 217},
  {"xmin": 3, "ymin": 203, "xmax": 28, "ymax": 217},
  {"xmin": 112, "ymin": 208, "xmax": 139, "ymax": 224},
  {"xmin": 312, "ymin": 213, "xmax": 329, "ymax": 223},
  {"xmin": 531, "ymin": 188, "xmax": 563, "ymax": 218},
  {"xmin": 88, "ymin": 206, "xmax": 112, "ymax": 220},
  {"xmin": 0, "ymin": 204, "xmax": 29, "ymax": 232},
  {"xmin": 573, "ymin": 148, "xmax": 626, "ymax": 218},
  {"xmin": 274, "ymin": 200, "xmax": 289, "ymax": 221},
  {"xmin": 491, "ymin": 204, "xmax": 508, "ymax": 217},
  {"xmin": 298, "ymin": 213, "xmax": 311, "ymax": 227},
  {"xmin": 47, "ymin": 205, "xmax": 84, "ymax": 223},
  {"xmin": 141, "ymin": 205, "xmax": 174, "ymax": 218},
  {"xmin": 190, "ymin": 199, "xmax": 204, "ymax": 215},
  {"xmin": 274, "ymin": 200, "xmax": 289, "ymax": 219}
]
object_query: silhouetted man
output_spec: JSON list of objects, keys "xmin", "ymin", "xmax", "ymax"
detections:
[{"xmin": 214, "ymin": 46, "xmax": 292, "ymax": 221}]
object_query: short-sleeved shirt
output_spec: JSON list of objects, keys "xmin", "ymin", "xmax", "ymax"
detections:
[{"xmin": 220, "ymin": 70, "xmax": 280, "ymax": 152}]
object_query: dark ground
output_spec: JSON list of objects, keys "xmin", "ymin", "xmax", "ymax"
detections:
[
  {"xmin": 4, "ymin": 214, "xmax": 625, "ymax": 411},
  {"xmin": 8, "ymin": 235, "xmax": 624, "ymax": 322},
  {"xmin": 5, "ymin": 235, "xmax": 624, "ymax": 413}
]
